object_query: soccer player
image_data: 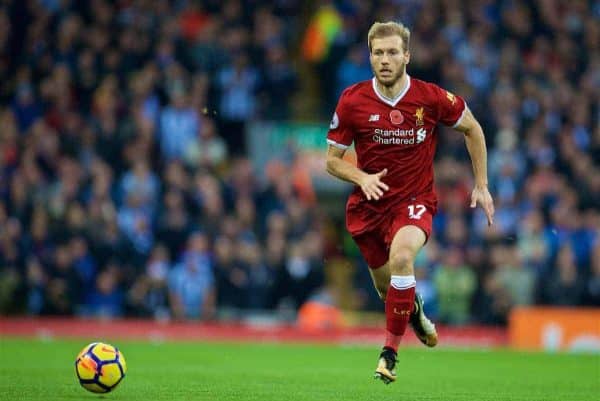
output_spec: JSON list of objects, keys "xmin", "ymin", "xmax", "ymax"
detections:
[{"xmin": 325, "ymin": 21, "xmax": 495, "ymax": 384}]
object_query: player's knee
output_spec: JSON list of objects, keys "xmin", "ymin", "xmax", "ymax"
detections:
[{"xmin": 388, "ymin": 249, "xmax": 414, "ymax": 274}]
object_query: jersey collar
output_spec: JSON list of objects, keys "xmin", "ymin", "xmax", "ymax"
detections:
[{"xmin": 371, "ymin": 75, "xmax": 411, "ymax": 107}]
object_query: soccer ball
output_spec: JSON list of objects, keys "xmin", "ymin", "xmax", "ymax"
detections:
[{"xmin": 75, "ymin": 342, "xmax": 127, "ymax": 393}]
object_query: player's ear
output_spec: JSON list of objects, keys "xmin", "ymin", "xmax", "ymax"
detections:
[{"xmin": 404, "ymin": 50, "xmax": 410, "ymax": 65}]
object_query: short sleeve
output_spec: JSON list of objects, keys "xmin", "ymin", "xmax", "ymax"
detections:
[
  {"xmin": 326, "ymin": 91, "xmax": 355, "ymax": 149},
  {"xmin": 433, "ymin": 85, "xmax": 467, "ymax": 127}
]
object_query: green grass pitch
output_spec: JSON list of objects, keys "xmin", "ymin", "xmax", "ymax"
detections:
[{"xmin": 0, "ymin": 338, "xmax": 598, "ymax": 401}]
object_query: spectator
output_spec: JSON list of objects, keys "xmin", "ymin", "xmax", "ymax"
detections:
[
  {"xmin": 540, "ymin": 244, "xmax": 586, "ymax": 306},
  {"xmin": 159, "ymin": 88, "xmax": 199, "ymax": 160},
  {"xmin": 216, "ymin": 52, "xmax": 260, "ymax": 155},
  {"xmin": 336, "ymin": 44, "xmax": 371, "ymax": 98},
  {"xmin": 24, "ymin": 257, "xmax": 45, "ymax": 315},
  {"xmin": 584, "ymin": 242, "xmax": 600, "ymax": 306},
  {"xmin": 119, "ymin": 159, "xmax": 160, "ymax": 210},
  {"xmin": 156, "ymin": 189, "xmax": 191, "ymax": 260},
  {"xmin": 117, "ymin": 192, "xmax": 154, "ymax": 258},
  {"xmin": 517, "ymin": 210, "xmax": 550, "ymax": 275},
  {"xmin": 214, "ymin": 235, "xmax": 248, "ymax": 312},
  {"xmin": 183, "ymin": 116, "xmax": 228, "ymax": 169},
  {"xmin": 44, "ymin": 244, "xmax": 79, "ymax": 315},
  {"xmin": 238, "ymin": 238, "xmax": 273, "ymax": 310},
  {"xmin": 11, "ymin": 82, "xmax": 41, "ymax": 132},
  {"xmin": 275, "ymin": 240, "xmax": 324, "ymax": 309},
  {"xmin": 127, "ymin": 245, "xmax": 171, "ymax": 319},
  {"xmin": 414, "ymin": 267, "xmax": 437, "ymax": 320},
  {"xmin": 433, "ymin": 247, "xmax": 476, "ymax": 325},
  {"xmin": 473, "ymin": 273, "xmax": 512, "ymax": 325},
  {"xmin": 259, "ymin": 45, "xmax": 298, "ymax": 120},
  {"xmin": 168, "ymin": 232, "xmax": 215, "ymax": 320},
  {"xmin": 84, "ymin": 262, "xmax": 124, "ymax": 318},
  {"xmin": 490, "ymin": 244, "xmax": 535, "ymax": 307},
  {"xmin": 69, "ymin": 236, "xmax": 97, "ymax": 295}
]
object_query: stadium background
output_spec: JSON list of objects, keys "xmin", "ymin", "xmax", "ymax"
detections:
[{"xmin": 0, "ymin": 0, "xmax": 598, "ymax": 352}]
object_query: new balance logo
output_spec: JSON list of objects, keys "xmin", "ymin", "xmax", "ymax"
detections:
[{"xmin": 369, "ymin": 114, "xmax": 380, "ymax": 122}]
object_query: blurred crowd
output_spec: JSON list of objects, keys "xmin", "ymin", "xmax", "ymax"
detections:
[
  {"xmin": 0, "ymin": 0, "xmax": 598, "ymax": 325},
  {"xmin": 0, "ymin": 0, "xmax": 319, "ymax": 321}
]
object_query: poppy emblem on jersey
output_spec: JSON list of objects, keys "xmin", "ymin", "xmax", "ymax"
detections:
[{"xmin": 389, "ymin": 110, "xmax": 404, "ymax": 125}]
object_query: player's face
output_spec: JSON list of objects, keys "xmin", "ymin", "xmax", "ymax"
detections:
[{"xmin": 370, "ymin": 36, "xmax": 410, "ymax": 87}]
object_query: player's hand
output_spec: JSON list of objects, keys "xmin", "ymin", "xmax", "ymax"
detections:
[
  {"xmin": 359, "ymin": 168, "xmax": 389, "ymax": 201},
  {"xmin": 471, "ymin": 185, "xmax": 495, "ymax": 226}
]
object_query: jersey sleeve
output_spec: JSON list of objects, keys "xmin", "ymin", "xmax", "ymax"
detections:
[
  {"xmin": 326, "ymin": 91, "xmax": 355, "ymax": 149},
  {"xmin": 433, "ymin": 85, "xmax": 467, "ymax": 127}
]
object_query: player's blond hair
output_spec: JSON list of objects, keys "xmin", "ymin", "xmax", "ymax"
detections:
[{"xmin": 368, "ymin": 21, "xmax": 410, "ymax": 53}]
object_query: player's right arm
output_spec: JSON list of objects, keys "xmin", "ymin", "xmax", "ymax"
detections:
[
  {"xmin": 326, "ymin": 145, "xmax": 389, "ymax": 201},
  {"xmin": 325, "ymin": 89, "xmax": 389, "ymax": 201}
]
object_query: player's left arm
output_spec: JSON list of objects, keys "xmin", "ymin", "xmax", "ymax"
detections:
[{"xmin": 453, "ymin": 108, "xmax": 495, "ymax": 226}]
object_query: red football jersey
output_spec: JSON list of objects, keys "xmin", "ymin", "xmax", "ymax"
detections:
[{"xmin": 327, "ymin": 76, "xmax": 467, "ymax": 219}]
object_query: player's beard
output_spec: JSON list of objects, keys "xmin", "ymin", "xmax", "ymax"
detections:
[{"xmin": 376, "ymin": 64, "xmax": 406, "ymax": 88}]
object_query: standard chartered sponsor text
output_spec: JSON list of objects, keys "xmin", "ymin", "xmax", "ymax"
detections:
[
  {"xmin": 372, "ymin": 127, "xmax": 425, "ymax": 145},
  {"xmin": 374, "ymin": 128, "xmax": 415, "ymax": 137}
]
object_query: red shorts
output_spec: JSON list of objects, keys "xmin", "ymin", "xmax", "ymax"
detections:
[{"xmin": 346, "ymin": 195, "xmax": 436, "ymax": 269}]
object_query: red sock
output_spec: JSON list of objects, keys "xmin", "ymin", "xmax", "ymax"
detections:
[{"xmin": 384, "ymin": 285, "xmax": 415, "ymax": 353}]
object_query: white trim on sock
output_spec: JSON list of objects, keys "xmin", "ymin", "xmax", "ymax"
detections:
[{"xmin": 390, "ymin": 275, "xmax": 416, "ymax": 290}]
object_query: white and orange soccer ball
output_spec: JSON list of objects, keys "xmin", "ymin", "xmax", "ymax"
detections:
[{"xmin": 75, "ymin": 342, "xmax": 127, "ymax": 393}]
